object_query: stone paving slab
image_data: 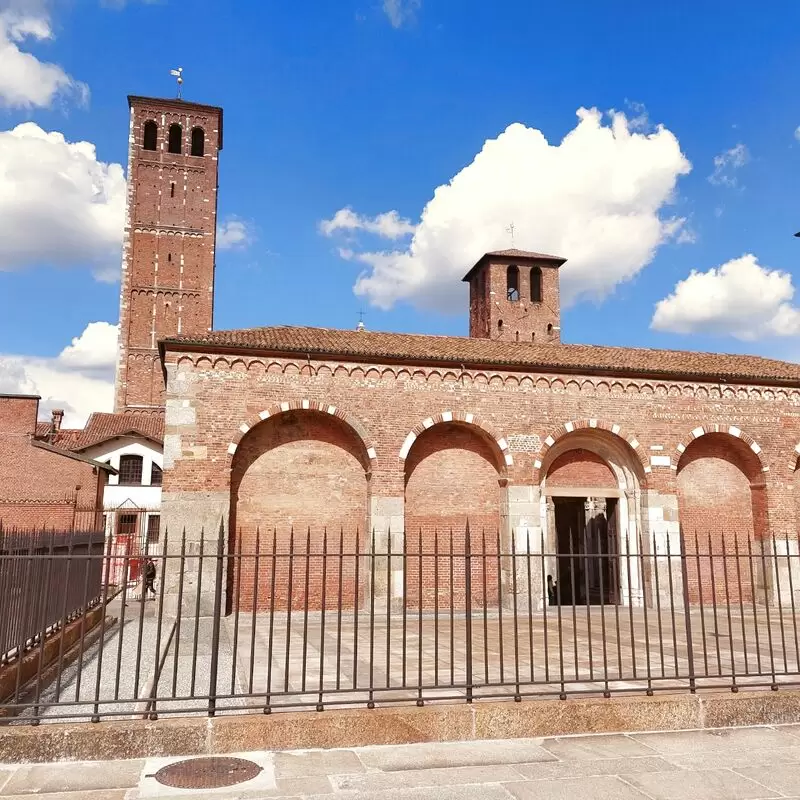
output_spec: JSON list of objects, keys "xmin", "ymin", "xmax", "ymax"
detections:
[
  {"xmin": 503, "ymin": 775, "xmax": 650, "ymax": 799},
  {"xmin": 274, "ymin": 750, "xmax": 365, "ymax": 779},
  {"xmin": 735, "ymin": 764, "xmax": 800, "ymax": 797},
  {"xmin": 331, "ymin": 764, "xmax": 525, "ymax": 793},
  {"xmin": 0, "ymin": 759, "xmax": 144, "ymax": 796},
  {"xmin": 540, "ymin": 733, "xmax": 656, "ymax": 760},
  {"xmin": 630, "ymin": 725, "xmax": 800, "ymax": 754},
  {"xmin": 0, "ymin": 793, "xmax": 128, "ymax": 800},
  {"xmin": 623, "ymin": 768, "xmax": 780, "ymax": 799},
  {"xmin": 513, "ymin": 755, "xmax": 678, "ymax": 779},
  {"xmin": 667, "ymin": 746, "xmax": 800, "ymax": 769},
  {"xmin": 356, "ymin": 739, "xmax": 556, "ymax": 771}
]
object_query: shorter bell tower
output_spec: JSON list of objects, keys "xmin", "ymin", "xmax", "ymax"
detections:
[{"xmin": 463, "ymin": 249, "xmax": 566, "ymax": 344}]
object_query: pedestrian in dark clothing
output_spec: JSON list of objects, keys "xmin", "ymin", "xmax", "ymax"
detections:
[{"xmin": 144, "ymin": 558, "xmax": 157, "ymax": 599}]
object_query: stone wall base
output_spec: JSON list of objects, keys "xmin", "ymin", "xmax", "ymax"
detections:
[{"xmin": 3, "ymin": 689, "xmax": 800, "ymax": 763}]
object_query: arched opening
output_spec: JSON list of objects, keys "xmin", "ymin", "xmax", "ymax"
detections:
[
  {"xmin": 507, "ymin": 264, "xmax": 520, "ymax": 301},
  {"xmin": 191, "ymin": 126, "xmax": 205, "ymax": 157},
  {"xmin": 404, "ymin": 422, "xmax": 505, "ymax": 609},
  {"xmin": 540, "ymin": 429, "xmax": 647, "ymax": 607},
  {"xmin": 168, "ymin": 123, "xmax": 182, "ymax": 154},
  {"xmin": 530, "ymin": 266, "xmax": 542, "ymax": 302},
  {"xmin": 143, "ymin": 120, "xmax": 158, "ymax": 151},
  {"xmin": 677, "ymin": 433, "xmax": 766, "ymax": 604},
  {"xmin": 230, "ymin": 410, "xmax": 371, "ymax": 611}
]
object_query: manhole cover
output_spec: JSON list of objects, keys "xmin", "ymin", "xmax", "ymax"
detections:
[{"xmin": 154, "ymin": 756, "xmax": 262, "ymax": 789}]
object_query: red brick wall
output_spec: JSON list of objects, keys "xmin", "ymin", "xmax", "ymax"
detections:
[
  {"xmin": 115, "ymin": 98, "xmax": 221, "ymax": 413},
  {"xmin": 677, "ymin": 433, "xmax": 762, "ymax": 603},
  {"xmin": 404, "ymin": 423, "xmax": 502, "ymax": 608},
  {"xmin": 230, "ymin": 410, "xmax": 370, "ymax": 611},
  {"xmin": 546, "ymin": 448, "xmax": 617, "ymax": 489},
  {"xmin": 0, "ymin": 396, "xmax": 106, "ymax": 531}
]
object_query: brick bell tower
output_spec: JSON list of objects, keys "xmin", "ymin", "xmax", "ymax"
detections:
[
  {"xmin": 462, "ymin": 249, "xmax": 566, "ymax": 344},
  {"xmin": 114, "ymin": 95, "xmax": 224, "ymax": 413}
]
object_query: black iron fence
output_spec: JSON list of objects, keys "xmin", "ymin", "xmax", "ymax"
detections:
[
  {"xmin": 1, "ymin": 522, "xmax": 800, "ymax": 724},
  {"xmin": 0, "ymin": 530, "xmax": 106, "ymax": 663}
]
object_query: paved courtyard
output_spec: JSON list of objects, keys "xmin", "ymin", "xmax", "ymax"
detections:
[{"xmin": 4, "ymin": 724, "xmax": 800, "ymax": 798}]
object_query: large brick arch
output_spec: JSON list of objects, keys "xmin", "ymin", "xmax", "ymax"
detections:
[
  {"xmin": 671, "ymin": 423, "xmax": 767, "ymax": 473},
  {"xmin": 225, "ymin": 399, "xmax": 377, "ymax": 468},
  {"xmin": 534, "ymin": 419, "xmax": 649, "ymax": 486},
  {"xmin": 398, "ymin": 411, "xmax": 512, "ymax": 470},
  {"xmin": 401, "ymin": 413, "xmax": 508, "ymax": 610},
  {"xmin": 227, "ymin": 402, "xmax": 376, "ymax": 613},
  {"xmin": 676, "ymin": 428, "xmax": 768, "ymax": 604}
]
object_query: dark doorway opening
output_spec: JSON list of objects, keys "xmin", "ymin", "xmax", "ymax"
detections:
[{"xmin": 552, "ymin": 496, "xmax": 618, "ymax": 605}]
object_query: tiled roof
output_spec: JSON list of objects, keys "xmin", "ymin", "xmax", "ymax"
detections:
[
  {"xmin": 484, "ymin": 249, "xmax": 566, "ymax": 260},
  {"xmin": 162, "ymin": 325, "xmax": 800, "ymax": 386},
  {"xmin": 69, "ymin": 412, "xmax": 164, "ymax": 451},
  {"xmin": 462, "ymin": 249, "xmax": 567, "ymax": 281},
  {"xmin": 35, "ymin": 424, "xmax": 83, "ymax": 448}
]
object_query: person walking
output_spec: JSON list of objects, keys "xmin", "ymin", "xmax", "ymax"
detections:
[{"xmin": 144, "ymin": 558, "xmax": 157, "ymax": 599}]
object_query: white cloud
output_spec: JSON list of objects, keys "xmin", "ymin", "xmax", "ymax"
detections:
[
  {"xmin": 708, "ymin": 143, "xmax": 749, "ymax": 188},
  {"xmin": 651, "ymin": 254, "xmax": 800, "ymax": 340},
  {"xmin": 57, "ymin": 321, "xmax": 118, "ymax": 373},
  {"xmin": 0, "ymin": 122, "xmax": 126, "ymax": 275},
  {"xmin": 326, "ymin": 108, "xmax": 691, "ymax": 312},
  {"xmin": 795, "ymin": 126, "xmax": 800, "ymax": 142},
  {"xmin": 0, "ymin": 321, "xmax": 117, "ymax": 426},
  {"xmin": 383, "ymin": 0, "xmax": 420, "ymax": 28},
  {"xmin": 676, "ymin": 227, "xmax": 698, "ymax": 245},
  {"xmin": 0, "ymin": 7, "xmax": 88, "ymax": 109},
  {"xmin": 216, "ymin": 217, "xmax": 254, "ymax": 250},
  {"xmin": 320, "ymin": 207, "xmax": 416, "ymax": 239}
]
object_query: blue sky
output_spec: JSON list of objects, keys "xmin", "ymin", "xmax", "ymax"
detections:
[{"xmin": 1, "ymin": 0, "xmax": 800, "ymax": 423}]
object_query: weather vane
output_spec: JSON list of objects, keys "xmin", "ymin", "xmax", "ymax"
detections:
[
  {"xmin": 505, "ymin": 222, "xmax": 516, "ymax": 245},
  {"xmin": 170, "ymin": 67, "xmax": 184, "ymax": 99}
]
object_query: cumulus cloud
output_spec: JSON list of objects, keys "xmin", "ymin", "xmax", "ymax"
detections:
[
  {"xmin": 383, "ymin": 0, "xmax": 420, "ymax": 27},
  {"xmin": 0, "ymin": 7, "xmax": 88, "ymax": 108},
  {"xmin": 320, "ymin": 207, "xmax": 416, "ymax": 240},
  {"xmin": 324, "ymin": 108, "xmax": 691, "ymax": 312},
  {"xmin": 216, "ymin": 217, "xmax": 254, "ymax": 250},
  {"xmin": 651, "ymin": 254, "xmax": 800, "ymax": 340},
  {"xmin": 0, "ymin": 320, "xmax": 117, "ymax": 426},
  {"xmin": 708, "ymin": 143, "xmax": 749, "ymax": 188},
  {"xmin": 0, "ymin": 122, "xmax": 126, "ymax": 275}
]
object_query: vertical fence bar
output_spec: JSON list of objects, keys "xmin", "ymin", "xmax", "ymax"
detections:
[
  {"xmin": 526, "ymin": 532, "xmax": 535, "ymax": 685},
  {"xmin": 368, "ymin": 528, "xmax": 376, "ymax": 708},
  {"xmin": 208, "ymin": 519, "xmax": 225, "ymax": 717},
  {"xmin": 707, "ymin": 533, "xmax": 723, "ymax": 678},
  {"xmin": 32, "ymin": 533, "xmax": 56, "ymax": 723},
  {"xmin": 665, "ymin": 529, "xmax": 679, "ymax": 678},
  {"xmin": 352, "ymin": 528, "xmax": 360, "ymax": 694},
  {"xmin": 73, "ymin": 540, "xmax": 94, "ymax": 705},
  {"xmin": 112, "ymin": 549, "xmax": 129, "ymax": 703},
  {"xmin": 746, "ymin": 535, "xmax": 762, "ymax": 675},
  {"xmin": 495, "ymin": 528, "xmax": 505, "ymax": 687},
  {"xmin": 448, "ymin": 527, "xmax": 454, "ymax": 688},
  {"xmin": 693, "ymin": 532, "xmax": 709, "ymax": 678},
  {"xmin": 598, "ymin": 527, "xmax": 609, "ymax": 698},
  {"xmin": 464, "ymin": 520, "xmax": 473, "ymax": 704},
  {"xmin": 481, "ymin": 529, "xmax": 489, "ymax": 685},
  {"xmin": 317, "ymin": 528, "xmax": 328, "ymax": 711},
  {"xmin": 433, "ymin": 530, "xmax": 439, "ymax": 688},
  {"xmin": 541, "ymin": 531, "xmax": 550, "ymax": 686},
  {"xmin": 786, "ymin": 532, "xmax": 800, "ymax": 671},
  {"xmin": 248, "ymin": 529, "xmax": 261, "ymax": 696},
  {"xmin": 334, "ymin": 527, "xmax": 344, "ymax": 693},
  {"xmin": 625, "ymin": 531, "xmax": 637, "ymax": 681},
  {"xmin": 720, "ymin": 535, "xmax": 737, "ymax": 691},
  {"xmin": 284, "ymin": 528, "xmax": 295, "ymax": 696},
  {"xmin": 230, "ymin": 531, "xmax": 242, "ymax": 695},
  {"xmin": 386, "ymin": 528, "xmax": 392, "ymax": 691},
  {"xmin": 171, "ymin": 530, "xmax": 187, "ymax": 697},
  {"xmin": 190, "ymin": 536, "xmax": 205, "ymax": 698},
  {"xmin": 568, "ymin": 528, "xmax": 579, "ymax": 682},
  {"xmin": 637, "ymin": 531, "xmax": 652, "ymax": 695},
  {"xmin": 511, "ymin": 528, "xmax": 520, "ymax": 701},
  {"xmin": 416, "ymin": 526, "xmax": 423, "ymax": 706},
  {"xmin": 733, "ymin": 534, "xmax": 749, "ymax": 677},
  {"xmin": 265, "ymin": 528, "xmax": 277, "ymax": 712},
  {"xmin": 651, "ymin": 531, "xmax": 665, "ymax": 679},
  {"xmin": 89, "ymin": 534, "xmax": 114, "ymax": 722},
  {"xmin": 301, "ymin": 528, "xmax": 311, "ymax": 695},
  {"xmin": 771, "ymin": 530, "xmax": 788, "ymax": 675},
  {"xmin": 758, "ymin": 536, "xmax": 777, "ymax": 689},
  {"xmin": 402, "ymin": 528, "xmax": 408, "ymax": 688},
  {"xmin": 678, "ymin": 528, "xmax": 696, "ymax": 693}
]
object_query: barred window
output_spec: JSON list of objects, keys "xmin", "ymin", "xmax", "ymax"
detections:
[
  {"xmin": 147, "ymin": 515, "xmax": 161, "ymax": 544},
  {"xmin": 118, "ymin": 513, "xmax": 137, "ymax": 537},
  {"xmin": 119, "ymin": 455, "xmax": 143, "ymax": 485}
]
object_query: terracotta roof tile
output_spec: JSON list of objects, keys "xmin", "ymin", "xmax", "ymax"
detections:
[
  {"xmin": 485, "ymin": 248, "xmax": 566, "ymax": 260},
  {"xmin": 162, "ymin": 325, "xmax": 800, "ymax": 386},
  {"xmin": 69, "ymin": 412, "xmax": 164, "ymax": 451}
]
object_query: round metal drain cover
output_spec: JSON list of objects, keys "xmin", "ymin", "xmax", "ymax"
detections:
[{"xmin": 154, "ymin": 756, "xmax": 262, "ymax": 789}]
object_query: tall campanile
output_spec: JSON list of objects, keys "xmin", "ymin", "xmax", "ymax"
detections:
[{"xmin": 114, "ymin": 95, "xmax": 223, "ymax": 413}]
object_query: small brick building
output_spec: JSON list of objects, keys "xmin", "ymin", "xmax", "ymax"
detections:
[{"xmin": 0, "ymin": 395, "xmax": 113, "ymax": 531}]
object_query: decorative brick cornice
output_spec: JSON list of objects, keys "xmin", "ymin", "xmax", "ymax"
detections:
[
  {"xmin": 225, "ymin": 399, "xmax": 377, "ymax": 467},
  {"xmin": 533, "ymin": 419, "xmax": 650, "ymax": 480},
  {"xmin": 398, "ymin": 411, "xmax": 513, "ymax": 469}
]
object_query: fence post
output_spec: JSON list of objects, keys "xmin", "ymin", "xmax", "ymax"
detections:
[
  {"xmin": 208, "ymin": 517, "xmax": 226, "ymax": 717},
  {"xmin": 464, "ymin": 519, "xmax": 473, "ymax": 704},
  {"xmin": 677, "ymin": 526, "xmax": 696, "ymax": 694}
]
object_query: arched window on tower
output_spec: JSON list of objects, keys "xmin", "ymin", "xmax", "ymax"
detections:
[
  {"xmin": 168, "ymin": 123, "xmax": 182, "ymax": 154},
  {"xmin": 191, "ymin": 127, "xmax": 205, "ymax": 157},
  {"xmin": 531, "ymin": 266, "xmax": 542, "ymax": 302},
  {"xmin": 507, "ymin": 265, "xmax": 520, "ymax": 301},
  {"xmin": 143, "ymin": 120, "xmax": 158, "ymax": 151}
]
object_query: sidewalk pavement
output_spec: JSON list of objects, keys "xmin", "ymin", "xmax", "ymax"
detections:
[{"xmin": 2, "ymin": 723, "xmax": 800, "ymax": 799}]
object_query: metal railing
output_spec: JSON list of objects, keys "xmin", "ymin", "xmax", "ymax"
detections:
[
  {"xmin": 1, "ymin": 521, "xmax": 799, "ymax": 724},
  {"xmin": 0, "ymin": 530, "xmax": 106, "ymax": 663}
]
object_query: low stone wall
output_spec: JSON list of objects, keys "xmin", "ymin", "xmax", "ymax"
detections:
[{"xmin": 2, "ymin": 689, "xmax": 800, "ymax": 763}]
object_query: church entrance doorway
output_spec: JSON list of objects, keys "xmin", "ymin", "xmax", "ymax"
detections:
[{"xmin": 553, "ymin": 496, "xmax": 618, "ymax": 606}]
